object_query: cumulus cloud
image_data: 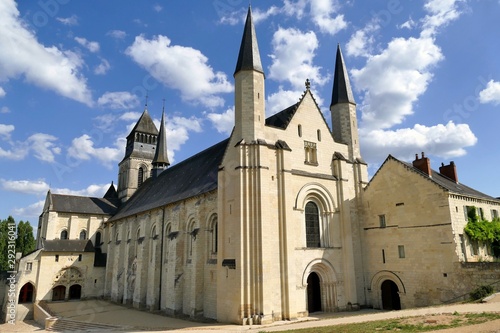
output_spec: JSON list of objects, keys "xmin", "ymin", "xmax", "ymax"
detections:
[
  {"xmin": 126, "ymin": 35, "xmax": 233, "ymax": 108},
  {"xmin": 206, "ymin": 107, "xmax": 234, "ymax": 135},
  {"xmin": 479, "ymin": 80, "xmax": 500, "ymax": 106},
  {"xmin": 352, "ymin": 37, "xmax": 443, "ymax": 130},
  {"xmin": 162, "ymin": 115, "xmax": 203, "ymax": 162},
  {"xmin": 1, "ymin": 179, "xmax": 49, "ymax": 195},
  {"xmin": 0, "ymin": 87, "xmax": 5, "ymax": 98},
  {"xmin": 12, "ymin": 200, "xmax": 45, "ymax": 218},
  {"xmin": 97, "ymin": 91, "xmax": 140, "ymax": 110},
  {"xmin": 0, "ymin": 0, "xmax": 92, "ymax": 106},
  {"xmin": 268, "ymin": 28, "xmax": 328, "ymax": 90},
  {"xmin": 74, "ymin": 37, "xmax": 100, "ymax": 53},
  {"xmin": 67, "ymin": 134, "xmax": 122, "ymax": 168},
  {"xmin": 361, "ymin": 122, "xmax": 477, "ymax": 162},
  {"xmin": 346, "ymin": 21, "xmax": 379, "ymax": 58},
  {"xmin": 421, "ymin": 0, "xmax": 467, "ymax": 37}
]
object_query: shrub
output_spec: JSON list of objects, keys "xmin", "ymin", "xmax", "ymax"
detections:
[{"xmin": 470, "ymin": 285, "xmax": 494, "ymax": 301}]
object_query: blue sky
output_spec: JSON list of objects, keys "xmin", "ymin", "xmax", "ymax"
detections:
[{"xmin": 1, "ymin": 0, "xmax": 500, "ymax": 224}]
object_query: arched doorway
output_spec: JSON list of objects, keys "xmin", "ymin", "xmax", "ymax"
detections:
[
  {"xmin": 18, "ymin": 282, "xmax": 35, "ymax": 303},
  {"xmin": 69, "ymin": 284, "xmax": 82, "ymax": 300},
  {"xmin": 307, "ymin": 272, "xmax": 322, "ymax": 313},
  {"xmin": 52, "ymin": 285, "xmax": 66, "ymax": 301},
  {"xmin": 381, "ymin": 280, "xmax": 401, "ymax": 310}
]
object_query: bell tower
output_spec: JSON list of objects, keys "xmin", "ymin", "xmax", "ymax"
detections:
[{"xmin": 117, "ymin": 106, "xmax": 159, "ymax": 202}]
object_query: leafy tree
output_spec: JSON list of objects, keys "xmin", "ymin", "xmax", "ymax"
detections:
[{"xmin": 0, "ymin": 216, "xmax": 36, "ymax": 272}]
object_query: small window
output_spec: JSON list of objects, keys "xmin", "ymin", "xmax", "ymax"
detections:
[
  {"xmin": 298, "ymin": 124, "xmax": 302, "ymax": 137},
  {"xmin": 55, "ymin": 255, "xmax": 59, "ymax": 262},
  {"xmin": 209, "ymin": 216, "xmax": 218, "ymax": 255},
  {"xmin": 398, "ymin": 245, "xmax": 405, "ymax": 258},
  {"xmin": 317, "ymin": 129, "xmax": 321, "ymax": 141},
  {"xmin": 79, "ymin": 230, "xmax": 86, "ymax": 240},
  {"xmin": 95, "ymin": 232, "xmax": 102, "ymax": 248},
  {"xmin": 60, "ymin": 230, "xmax": 68, "ymax": 240},
  {"xmin": 492, "ymin": 209, "xmax": 499, "ymax": 220},
  {"xmin": 379, "ymin": 215, "xmax": 386, "ymax": 228},
  {"xmin": 382, "ymin": 249, "xmax": 386, "ymax": 264},
  {"xmin": 78, "ymin": 254, "xmax": 82, "ymax": 262},
  {"xmin": 479, "ymin": 208, "xmax": 485, "ymax": 220},
  {"xmin": 26, "ymin": 262, "xmax": 33, "ymax": 271}
]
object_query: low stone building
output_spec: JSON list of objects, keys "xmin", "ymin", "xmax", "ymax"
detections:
[{"xmin": 362, "ymin": 153, "xmax": 500, "ymax": 310}]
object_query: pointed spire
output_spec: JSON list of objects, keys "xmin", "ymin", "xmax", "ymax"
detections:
[
  {"xmin": 103, "ymin": 181, "xmax": 118, "ymax": 200},
  {"xmin": 152, "ymin": 104, "xmax": 170, "ymax": 176},
  {"xmin": 331, "ymin": 44, "xmax": 356, "ymax": 107},
  {"xmin": 234, "ymin": 6, "xmax": 264, "ymax": 77}
]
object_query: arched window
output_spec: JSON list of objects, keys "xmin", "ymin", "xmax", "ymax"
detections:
[
  {"xmin": 60, "ymin": 230, "xmax": 68, "ymax": 240},
  {"xmin": 150, "ymin": 226, "xmax": 157, "ymax": 262},
  {"xmin": 138, "ymin": 167, "xmax": 144, "ymax": 187},
  {"xmin": 305, "ymin": 202, "xmax": 321, "ymax": 247},
  {"xmin": 164, "ymin": 224, "xmax": 171, "ymax": 262},
  {"xmin": 209, "ymin": 216, "xmax": 218, "ymax": 254},
  {"xmin": 135, "ymin": 228, "xmax": 141, "ymax": 257},
  {"xmin": 187, "ymin": 220, "xmax": 196, "ymax": 257},
  {"xmin": 79, "ymin": 230, "xmax": 86, "ymax": 240}
]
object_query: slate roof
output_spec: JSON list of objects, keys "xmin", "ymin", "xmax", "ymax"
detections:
[
  {"xmin": 152, "ymin": 110, "xmax": 170, "ymax": 166},
  {"xmin": 50, "ymin": 192, "xmax": 120, "ymax": 215},
  {"xmin": 234, "ymin": 6, "xmax": 264, "ymax": 76},
  {"xmin": 126, "ymin": 108, "xmax": 158, "ymax": 139},
  {"xmin": 331, "ymin": 44, "xmax": 356, "ymax": 107},
  {"xmin": 369, "ymin": 155, "xmax": 498, "ymax": 202},
  {"xmin": 42, "ymin": 239, "xmax": 95, "ymax": 252},
  {"xmin": 110, "ymin": 139, "xmax": 229, "ymax": 221},
  {"xmin": 265, "ymin": 103, "xmax": 299, "ymax": 129}
]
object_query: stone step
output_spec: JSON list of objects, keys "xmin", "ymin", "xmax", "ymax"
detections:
[{"xmin": 46, "ymin": 318, "xmax": 121, "ymax": 332}]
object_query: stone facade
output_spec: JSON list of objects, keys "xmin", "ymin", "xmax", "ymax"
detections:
[
  {"xmin": 5, "ymin": 6, "xmax": 500, "ymax": 326},
  {"xmin": 362, "ymin": 155, "xmax": 500, "ymax": 310}
]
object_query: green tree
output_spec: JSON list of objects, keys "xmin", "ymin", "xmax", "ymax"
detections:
[{"xmin": 0, "ymin": 216, "xmax": 36, "ymax": 272}]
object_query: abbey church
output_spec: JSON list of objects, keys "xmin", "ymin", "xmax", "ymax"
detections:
[{"xmin": 5, "ymin": 7, "xmax": 500, "ymax": 326}]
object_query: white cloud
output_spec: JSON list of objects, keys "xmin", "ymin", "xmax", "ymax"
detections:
[
  {"xmin": 266, "ymin": 88, "xmax": 303, "ymax": 116},
  {"xmin": 0, "ymin": 0, "xmax": 92, "ymax": 106},
  {"xmin": 0, "ymin": 106, "xmax": 10, "ymax": 113},
  {"xmin": 421, "ymin": 0, "xmax": 467, "ymax": 37},
  {"xmin": 219, "ymin": 6, "xmax": 280, "ymax": 25},
  {"xmin": 67, "ymin": 134, "xmax": 122, "ymax": 168},
  {"xmin": 27, "ymin": 133, "xmax": 60, "ymax": 163},
  {"xmin": 352, "ymin": 37, "xmax": 443, "ymax": 130},
  {"xmin": 107, "ymin": 30, "xmax": 127, "ymax": 39},
  {"xmin": 163, "ymin": 115, "xmax": 203, "ymax": 162},
  {"xmin": 94, "ymin": 58, "xmax": 110, "ymax": 75},
  {"xmin": 74, "ymin": 37, "xmax": 100, "ymax": 53},
  {"xmin": 346, "ymin": 21, "xmax": 379, "ymax": 58},
  {"xmin": 268, "ymin": 28, "xmax": 328, "ymax": 90},
  {"xmin": 12, "ymin": 200, "xmax": 45, "ymax": 218},
  {"xmin": 0, "ymin": 87, "xmax": 5, "ymax": 98},
  {"xmin": 361, "ymin": 122, "xmax": 477, "ymax": 162},
  {"xmin": 97, "ymin": 91, "xmax": 140, "ymax": 110},
  {"xmin": 206, "ymin": 107, "xmax": 234, "ymax": 135},
  {"xmin": 1, "ymin": 179, "xmax": 49, "ymax": 195},
  {"xmin": 0, "ymin": 124, "xmax": 14, "ymax": 139},
  {"xmin": 153, "ymin": 4, "xmax": 163, "ymax": 12},
  {"xmin": 479, "ymin": 80, "xmax": 500, "ymax": 106},
  {"xmin": 283, "ymin": 0, "xmax": 347, "ymax": 35},
  {"xmin": 56, "ymin": 15, "xmax": 78, "ymax": 26},
  {"xmin": 126, "ymin": 35, "xmax": 233, "ymax": 108}
]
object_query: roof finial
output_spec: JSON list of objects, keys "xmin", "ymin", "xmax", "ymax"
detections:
[
  {"xmin": 305, "ymin": 79, "xmax": 311, "ymax": 90},
  {"xmin": 145, "ymin": 91, "xmax": 149, "ymax": 108},
  {"xmin": 162, "ymin": 98, "xmax": 165, "ymax": 112}
]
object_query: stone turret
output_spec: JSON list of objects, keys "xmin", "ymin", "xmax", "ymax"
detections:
[
  {"xmin": 330, "ymin": 44, "xmax": 360, "ymax": 161},
  {"xmin": 233, "ymin": 6, "xmax": 265, "ymax": 142}
]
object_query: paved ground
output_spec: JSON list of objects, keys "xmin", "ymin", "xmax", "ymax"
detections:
[{"xmin": 1, "ymin": 293, "xmax": 499, "ymax": 332}]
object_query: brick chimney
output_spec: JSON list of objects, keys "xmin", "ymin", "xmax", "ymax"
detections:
[
  {"xmin": 439, "ymin": 161, "xmax": 458, "ymax": 183},
  {"xmin": 412, "ymin": 152, "xmax": 431, "ymax": 176}
]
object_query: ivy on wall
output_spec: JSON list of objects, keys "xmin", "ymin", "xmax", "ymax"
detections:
[{"xmin": 464, "ymin": 206, "xmax": 500, "ymax": 257}]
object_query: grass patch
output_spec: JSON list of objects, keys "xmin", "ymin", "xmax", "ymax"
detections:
[{"xmin": 264, "ymin": 312, "xmax": 500, "ymax": 333}]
